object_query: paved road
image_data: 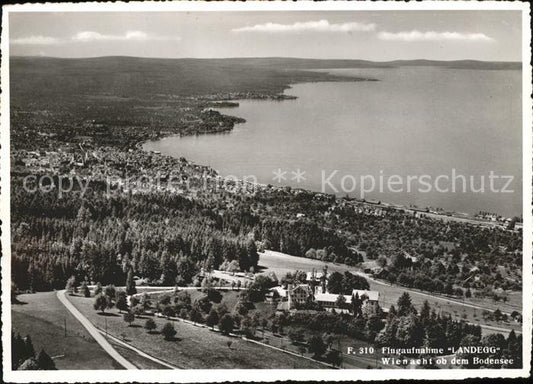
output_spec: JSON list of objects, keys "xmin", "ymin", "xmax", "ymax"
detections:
[{"xmin": 56, "ymin": 290, "xmax": 137, "ymax": 370}]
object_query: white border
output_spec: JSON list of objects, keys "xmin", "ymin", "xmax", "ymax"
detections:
[{"xmin": 1, "ymin": 1, "xmax": 531, "ymax": 382}]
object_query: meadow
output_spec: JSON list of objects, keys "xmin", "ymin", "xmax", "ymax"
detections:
[
  {"xmin": 11, "ymin": 292, "xmax": 121, "ymax": 370},
  {"xmin": 67, "ymin": 294, "xmax": 325, "ymax": 369}
]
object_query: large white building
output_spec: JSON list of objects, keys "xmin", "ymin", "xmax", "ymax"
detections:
[{"xmin": 271, "ymin": 265, "xmax": 381, "ymax": 315}]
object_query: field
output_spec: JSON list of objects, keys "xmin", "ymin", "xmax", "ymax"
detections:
[
  {"xmin": 105, "ymin": 339, "xmax": 171, "ymax": 369},
  {"xmin": 67, "ymin": 294, "xmax": 326, "ymax": 369},
  {"xmin": 258, "ymin": 250, "xmax": 522, "ymax": 335},
  {"xmin": 11, "ymin": 292, "xmax": 121, "ymax": 370}
]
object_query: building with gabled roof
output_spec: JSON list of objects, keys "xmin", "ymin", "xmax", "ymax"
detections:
[{"xmin": 287, "ymin": 284, "xmax": 313, "ymax": 309}]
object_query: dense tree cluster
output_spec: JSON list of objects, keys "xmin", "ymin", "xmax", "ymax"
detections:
[
  {"xmin": 458, "ymin": 330, "xmax": 522, "ymax": 368},
  {"xmin": 327, "ymin": 271, "xmax": 370, "ymax": 294},
  {"xmin": 11, "ymin": 332, "xmax": 56, "ymax": 370},
  {"xmin": 11, "ymin": 179, "xmax": 261, "ymax": 291},
  {"xmin": 284, "ymin": 293, "xmax": 484, "ymax": 355}
]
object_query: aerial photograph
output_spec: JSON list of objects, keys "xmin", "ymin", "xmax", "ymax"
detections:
[{"xmin": 2, "ymin": 3, "xmax": 529, "ymax": 381}]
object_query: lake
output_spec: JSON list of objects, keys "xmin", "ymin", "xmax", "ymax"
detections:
[{"xmin": 144, "ymin": 67, "xmax": 522, "ymax": 217}]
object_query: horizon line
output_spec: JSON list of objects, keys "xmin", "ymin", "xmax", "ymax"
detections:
[{"xmin": 9, "ymin": 55, "xmax": 521, "ymax": 64}]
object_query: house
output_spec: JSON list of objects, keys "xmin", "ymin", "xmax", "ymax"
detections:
[
  {"xmin": 265, "ymin": 286, "xmax": 287, "ymax": 304},
  {"xmin": 287, "ymin": 284, "xmax": 313, "ymax": 309},
  {"xmin": 305, "ymin": 266, "xmax": 330, "ymax": 294},
  {"xmin": 313, "ymin": 290, "xmax": 380, "ymax": 315},
  {"xmin": 314, "ymin": 292, "xmax": 352, "ymax": 313},
  {"xmin": 352, "ymin": 289, "xmax": 379, "ymax": 303},
  {"xmin": 305, "ymin": 270, "xmax": 330, "ymax": 283},
  {"xmin": 352, "ymin": 290, "xmax": 380, "ymax": 315},
  {"xmin": 276, "ymin": 301, "xmax": 290, "ymax": 313}
]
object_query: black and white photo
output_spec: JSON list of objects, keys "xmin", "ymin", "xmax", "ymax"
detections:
[{"xmin": 1, "ymin": 1, "xmax": 531, "ymax": 382}]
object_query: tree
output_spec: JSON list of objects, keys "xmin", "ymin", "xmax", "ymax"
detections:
[
  {"xmin": 36, "ymin": 349, "xmax": 56, "ymax": 370},
  {"xmin": 505, "ymin": 330, "xmax": 522, "ymax": 368},
  {"xmin": 327, "ymin": 272, "xmax": 344, "ymax": 294},
  {"xmin": 65, "ymin": 276, "xmax": 76, "ymax": 295},
  {"xmin": 419, "ymin": 300, "xmax": 431, "ymax": 324},
  {"xmin": 161, "ymin": 322, "xmax": 177, "ymax": 340},
  {"xmin": 18, "ymin": 358, "xmax": 39, "ymax": 370},
  {"xmin": 366, "ymin": 315, "xmax": 385, "ymax": 336},
  {"xmin": 377, "ymin": 256, "xmax": 388, "ymax": 268},
  {"xmin": 93, "ymin": 294, "xmax": 110, "ymax": 314},
  {"xmin": 352, "ymin": 292, "xmax": 363, "ymax": 317},
  {"xmin": 375, "ymin": 319, "xmax": 398, "ymax": 348},
  {"xmin": 24, "ymin": 335, "xmax": 35, "ymax": 360},
  {"xmin": 179, "ymin": 308, "xmax": 188, "ymax": 319},
  {"xmin": 246, "ymin": 239, "xmax": 259, "ymax": 269},
  {"xmin": 104, "ymin": 284, "xmax": 116, "ymax": 305},
  {"xmin": 206, "ymin": 288, "xmax": 223, "ymax": 304},
  {"xmin": 397, "ymin": 292, "xmax": 413, "ymax": 316},
  {"xmin": 288, "ymin": 329, "xmax": 305, "ymax": 344},
  {"xmin": 125, "ymin": 268, "xmax": 137, "ymax": 296},
  {"xmin": 342, "ymin": 272, "xmax": 369, "ymax": 293},
  {"xmin": 144, "ymin": 318, "xmax": 157, "ymax": 334},
  {"xmin": 162, "ymin": 305, "xmax": 175, "ymax": 319},
  {"xmin": 131, "ymin": 296, "xmax": 141, "ymax": 308},
  {"xmin": 216, "ymin": 303, "xmax": 229, "ymax": 318},
  {"xmin": 458, "ymin": 334, "xmax": 482, "ymax": 368},
  {"xmin": 219, "ymin": 314, "xmax": 234, "ymax": 335},
  {"xmin": 206, "ymin": 309, "xmax": 219, "ymax": 330},
  {"xmin": 424, "ymin": 323, "xmax": 446, "ymax": 349},
  {"xmin": 323, "ymin": 333, "xmax": 336, "ymax": 349},
  {"xmin": 12, "ymin": 332, "xmax": 26, "ymax": 369},
  {"xmin": 140, "ymin": 293, "xmax": 152, "ymax": 310},
  {"xmin": 115, "ymin": 291, "xmax": 128, "ymax": 313},
  {"xmin": 132, "ymin": 304, "xmax": 145, "ymax": 318},
  {"xmin": 325, "ymin": 349, "xmax": 342, "ymax": 367},
  {"xmin": 189, "ymin": 307, "xmax": 203, "ymax": 323},
  {"xmin": 240, "ymin": 315, "xmax": 255, "ymax": 338},
  {"xmin": 395, "ymin": 315, "xmax": 424, "ymax": 348},
  {"xmin": 123, "ymin": 312, "xmax": 135, "ymax": 327},
  {"xmin": 233, "ymin": 300, "xmax": 249, "ymax": 316},
  {"xmin": 335, "ymin": 294, "xmax": 347, "ymax": 310},
  {"xmin": 160, "ymin": 253, "xmax": 177, "ymax": 286},
  {"xmin": 308, "ymin": 335, "xmax": 327, "ymax": 359},
  {"xmin": 80, "ymin": 281, "xmax": 91, "ymax": 298},
  {"xmin": 94, "ymin": 282, "xmax": 103, "ymax": 296},
  {"xmin": 195, "ymin": 295, "xmax": 213, "ymax": 314},
  {"xmin": 201, "ymin": 277, "xmax": 213, "ymax": 292}
]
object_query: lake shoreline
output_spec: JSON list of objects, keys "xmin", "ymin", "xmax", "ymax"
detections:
[{"xmin": 142, "ymin": 74, "xmax": 520, "ymax": 224}]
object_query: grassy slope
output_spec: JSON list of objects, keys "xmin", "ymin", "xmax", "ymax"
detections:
[
  {"xmin": 67, "ymin": 294, "xmax": 325, "ymax": 369},
  {"xmin": 11, "ymin": 291, "xmax": 122, "ymax": 370},
  {"xmin": 106, "ymin": 339, "xmax": 171, "ymax": 369},
  {"xmin": 258, "ymin": 250, "xmax": 522, "ymax": 334}
]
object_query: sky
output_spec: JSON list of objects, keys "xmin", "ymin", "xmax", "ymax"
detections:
[{"xmin": 9, "ymin": 11, "xmax": 522, "ymax": 61}]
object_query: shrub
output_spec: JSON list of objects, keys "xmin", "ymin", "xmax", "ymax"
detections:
[
  {"xmin": 144, "ymin": 318, "xmax": 157, "ymax": 333},
  {"xmin": 161, "ymin": 322, "xmax": 177, "ymax": 340}
]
